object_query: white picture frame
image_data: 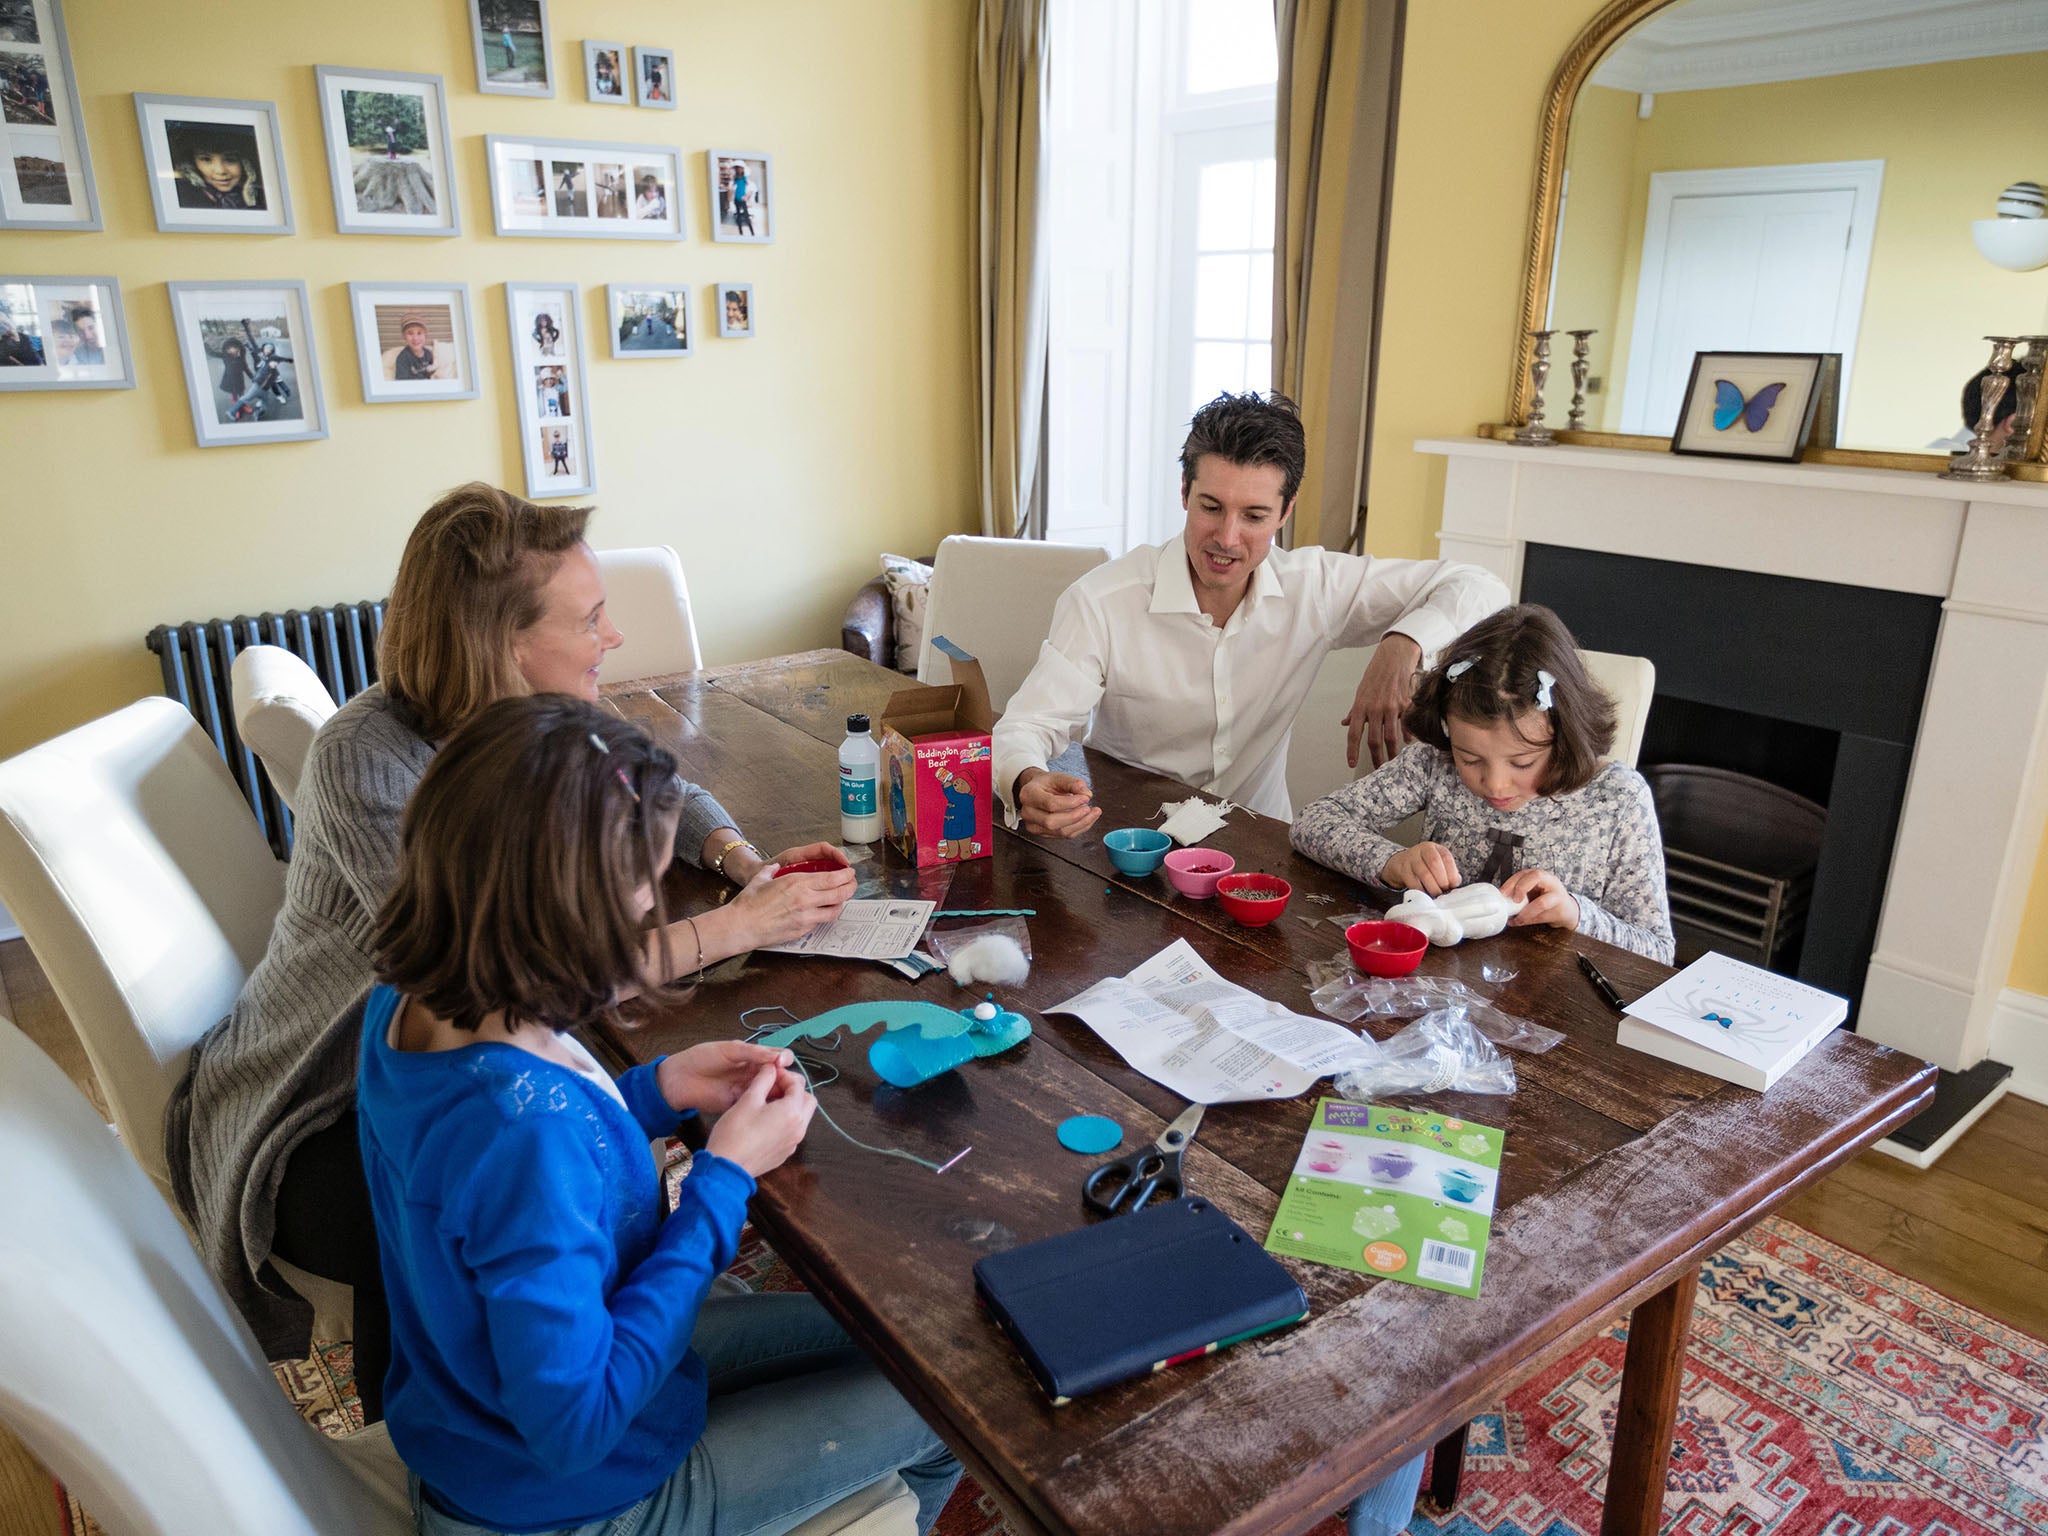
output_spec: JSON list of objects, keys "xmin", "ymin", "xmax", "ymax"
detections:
[
  {"xmin": 485, "ymin": 134, "xmax": 683, "ymax": 240},
  {"xmin": 716, "ymin": 281, "xmax": 754, "ymax": 339},
  {"xmin": 707, "ymin": 149, "xmax": 773, "ymax": 243},
  {"xmin": 314, "ymin": 65, "xmax": 459, "ymax": 238},
  {"xmin": 0, "ymin": 0, "xmax": 101, "ymax": 230},
  {"xmin": 0, "ymin": 274, "xmax": 134, "ymax": 390},
  {"xmin": 505, "ymin": 281, "xmax": 594, "ymax": 495},
  {"xmin": 582, "ymin": 40, "xmax": 628, "ymax": 105},
  {"xmin": 133, "ymin": 93, "xmax": 293, "ymax": 235},
  {"xmin": 633, "ymin": 47, "xmax": 675, "ymax": 109},
  {"xmin": 347, "ymin": 281, "xmax": 480, "ymax": 404},
  {"xmin": 167, "ymin": 279, "xmax": 328, "ymax": 447},
  {"xmin": 606, "ymin": 284, "xmax": 690, "ymax": 360},
  {"xmin": 469, "ymin": 0, "xmax": 553, "ymax": 98}
]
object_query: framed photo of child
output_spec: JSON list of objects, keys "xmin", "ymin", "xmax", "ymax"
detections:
[
  {"xmin": 0, "ymin": 274, "xmax": 133, "ymax": 391},
  {"xmin": 314, "ymin": 65, "xmax": 459, "ymax": 237},
  {"xmin": 707, "ymin": 150, "xmax": 773, "ymax": 243},
  {"xmin": 347, "ymin": 282, "xmax": 478, "ymax": 404},
  {"xmin": 506, "ymin": 281, "xmax": 594, "ymax": 495},
  {"xmin": 167, "ymin": 279, "xmax": 327, "ymax": 447},
  {"xmin": 469, "ymin": 0, "xmax": 553, "ymax": 99},
  {"xmin": 633, "ymin": 47, "xmax": 675, "ymax": 109},
  {"xmin": 606, "ymin": 285, "xmax": 689, "ymax": 359},
  {"xmin": 485, "ymin": 135, "xmax": 683, "ymax": 240},
  {"xmin": 0, "ymin": 0, "xmax": 102, "ymax": 230},
  {"xmin": 133, "ymin": 94, "xmax": 293, "ymax": 235},
  {"xmin": 582, "ymin": 41, "xmax": 627, "ymax": 105},
  {"xmin": 716, "ymin": 282, "xmax": 754, "ymax": 339}
]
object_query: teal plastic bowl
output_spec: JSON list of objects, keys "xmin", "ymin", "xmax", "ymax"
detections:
[{"xmin": 1104, "ymin": 826, "xmax": 1172, "ymax": 875}]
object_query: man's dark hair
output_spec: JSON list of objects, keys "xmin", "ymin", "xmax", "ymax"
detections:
[{"xmin": 1179, "ymin": 391, "xmax": 1307, "ymax": 504}]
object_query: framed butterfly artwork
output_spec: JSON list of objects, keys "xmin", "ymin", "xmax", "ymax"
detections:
[{"xmin": 1671, "ymin": 351, "xmax": 1827, "ymax": 463}]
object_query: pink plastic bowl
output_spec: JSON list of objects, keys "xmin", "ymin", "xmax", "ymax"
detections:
[
  {"xmin": 773, "ymin": 858, "xmax": 848, "ymax": 879},
  {"xmin": 1215, "ymin": 874, "xmax": 1292, "ymax": 927},
  {"xmin": 1344, "ymin": 920, "xmax": 1429, "ymax": 977},
  {"xmin": 1163, "ymin": 848, "xmax": 1236, "ymax": 899}
]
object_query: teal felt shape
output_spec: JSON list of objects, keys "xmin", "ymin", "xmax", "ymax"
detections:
[{"xmin": 757, "ymin": 1000, "xmax": 1032, "ymax": 1088}]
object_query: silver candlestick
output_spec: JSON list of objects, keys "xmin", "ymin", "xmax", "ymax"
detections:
[
  {"xmin": 1941, "ymin": 336, "xmax": 2018, "ymax": 481},
  {"xmin": 1566, "ymin": 329, "xmax": 1597, "ymax": 431},
  {"xmin": 1514, "ymin": 330, "xmax": 1558, "ymax": 445},
  {"xmin": 2007, "ymin": 336, "xmax": 2048, "ymax": 461}
]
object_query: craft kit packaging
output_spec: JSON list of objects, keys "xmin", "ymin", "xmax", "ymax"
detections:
[{"xmin": 878, "ymin": 637, "xmax": 995, "ymax": 867}]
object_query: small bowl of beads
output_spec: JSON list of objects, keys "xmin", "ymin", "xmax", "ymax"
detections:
[
  {"xmin": 1163, "ymin": 848, "xmax": 1236, "ymax": 898},
  {"xmin": 1104, "ymin": 827, "xmax": 1173, "ymax": 876},
  {"xmin": 1215, "ymin": 874, "xmax": 1292, "ymax": 926},
  {"xmin": 1345, "ymin": 920, "xmax": 1429, "ymax": 978}
]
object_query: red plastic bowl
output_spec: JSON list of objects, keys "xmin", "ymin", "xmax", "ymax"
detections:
[
  {"xmin": 1344, "ymin": 920, "xmax": 1428, "ymax": 977},
  {"xmin": 1215, "ymin": 874, "xmax": 1292, "ymax": 926},
  {"xmin": 772, "ymin": 858, "xmax": 848, "ymax": 878}
]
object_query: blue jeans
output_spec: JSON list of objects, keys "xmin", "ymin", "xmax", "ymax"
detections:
[
  {"xmin": 1346, "ymin": 1452, "xmax": 1426, "ymax": 1536},
  {"xmin": 412, "ymin": 1293, "xmax": 962, "ymax": 1536}
]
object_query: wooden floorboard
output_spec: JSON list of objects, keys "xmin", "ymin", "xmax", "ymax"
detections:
[{"xmin": 0, "ymin": 935, "xmax": 2042, "ymax": 1532}]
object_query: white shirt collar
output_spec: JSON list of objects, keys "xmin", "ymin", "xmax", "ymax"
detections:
[{"xmin": 1150, "ymin": 535, "xmax": 1287, "ymax": 620}]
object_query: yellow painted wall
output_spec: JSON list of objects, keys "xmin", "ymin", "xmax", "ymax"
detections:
[
  {"xmin": 0, "ymin": 0, "xmax": 976, "ymax": 762},
  {"xmin": 1546, "ymin": 83, "xmax": 1635, "ymax": 422},
  {"xmin": 1557, "ymin": 53, "xmax": 2048, "ymax": 445},
  {"xmin": 1362, "ymin": 0, "xmax": 2048, "ymax": 1000}
]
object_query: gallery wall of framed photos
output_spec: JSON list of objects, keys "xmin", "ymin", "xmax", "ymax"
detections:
[{"xmin": 0, "ymin": 0, "xmax": 979, "ymax": 775}]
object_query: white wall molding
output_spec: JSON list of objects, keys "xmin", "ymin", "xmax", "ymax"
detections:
[{"xmin": 1990, "ymin": 986, "xmax": 2048, "ymax": 1105}]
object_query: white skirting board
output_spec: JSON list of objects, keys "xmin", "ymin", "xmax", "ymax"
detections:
[
  {"xmin": 1873, "ymin": 1079, "xmax": 2010, "ymax": 1169},
  {"xmin": 1990, "ymin": 986, "xmax": 2048, "ymax": 1106}
]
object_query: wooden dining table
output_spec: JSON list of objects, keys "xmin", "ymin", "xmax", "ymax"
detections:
[{"xmin": 595, "ymin": 648, "xmax": 1935, "ymax": 1536}]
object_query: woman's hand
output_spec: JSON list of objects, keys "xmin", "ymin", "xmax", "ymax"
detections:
[
  {"xmin": 1382, "ymin": 841, "xmax": 1460, "ymax": 895},
  {"xmin": 658, "ymin": 1040, "xmax": 794, "ymax": 1115},
  {"xmin": 705, "ymin": 1063, "xmax": 816, "ymax": 1177},
  {"xmin": 723, "ymin": 860, "xmax": 856, "ymax": 948},
  {"xmin": 723, "ymin": 841, "xmax": 847, "ymax": 887},
  {"xmin": 1502, "ymin": 868, "xmax": 1580, "ymax": 932}
]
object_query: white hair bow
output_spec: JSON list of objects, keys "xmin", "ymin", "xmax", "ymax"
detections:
[{"xmin": 1534, "ymin": 670, "xmax": 1556, "ymax": 711}]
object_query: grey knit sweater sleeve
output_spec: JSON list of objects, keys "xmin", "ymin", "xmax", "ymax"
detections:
[
  {"xmin": 163, "ymin": 684, "xmax": 742, "ymax": 1360},
  {"xmin": 1289, "ymin": 743, "xmax": 1437, "ymax": 883},
  {"xmin": 1566, "ymin": 769, "xmax": 1674, "ymax": 963}
]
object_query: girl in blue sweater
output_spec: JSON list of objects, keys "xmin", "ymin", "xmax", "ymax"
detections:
[{"xmin": 359, "ymin": 695, "xmax": 960, "ymax": 1535}]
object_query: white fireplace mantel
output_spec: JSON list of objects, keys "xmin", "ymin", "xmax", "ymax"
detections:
[{"xmin": 1417, "ymin": 436, "xmax": 2048, "ymax": 1074}]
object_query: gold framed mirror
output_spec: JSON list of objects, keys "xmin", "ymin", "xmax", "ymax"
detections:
[{"xmin": 1495, "ymin": 0, "xmax": 2048, "ymax": 480}]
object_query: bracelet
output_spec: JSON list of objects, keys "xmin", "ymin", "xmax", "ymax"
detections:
[
  {"xmin": 709, "ymin": 837, "xmax": 759, "ymax": 880},
  {"xmin": 684, "ymin": 914, "xmax": 706, "ymax": 983}
]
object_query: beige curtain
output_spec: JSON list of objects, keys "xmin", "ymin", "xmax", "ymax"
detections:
[
  {"xmin": 1273, "ymin": 0, "xmax": 1405, "ymax": 551},
  {"xmin": 973, "ymin": 0, "xmax": 1051, "ymax": 538}
]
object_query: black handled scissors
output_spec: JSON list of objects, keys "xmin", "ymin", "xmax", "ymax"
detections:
[{"xmin": 1083, "ymin": 1104, "xmax": 1204, "ymax": 1216}]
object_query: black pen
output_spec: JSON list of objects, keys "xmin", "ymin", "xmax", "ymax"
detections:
[{"xmin": 1577, "ymin": 952, "xmax": 1627, "ymax": 1012}]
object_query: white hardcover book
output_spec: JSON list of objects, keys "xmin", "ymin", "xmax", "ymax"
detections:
[{"xmin": 1618, "ymin": 951, "xmax": 1848, "ymax": 1090}]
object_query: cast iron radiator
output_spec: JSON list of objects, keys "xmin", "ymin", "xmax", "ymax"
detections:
[{"xmin": 144, "ymin": 601, "xmax": 385, "ymax": 859}]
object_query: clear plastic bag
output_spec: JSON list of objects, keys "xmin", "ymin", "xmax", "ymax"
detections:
[
  {"xmin": 926, "ymin": 916, "xmax": 1033, "ymax": 986},
  {"xmin": 1333, "ymin": 1006, "xmax": 1517, "ymax": 1098},
  {"xmin": 1305, "ymin": 964, "xmax": 1564, "ymax": 1053}
]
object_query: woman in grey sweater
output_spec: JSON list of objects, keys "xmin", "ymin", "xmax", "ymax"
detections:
[{"xmin": 165, "ymin": 484, "xmax": 853, "ymax": 1417}]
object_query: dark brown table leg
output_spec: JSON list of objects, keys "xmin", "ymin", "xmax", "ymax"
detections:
[
  {"xmin": 1426, "ymin": 1424, "xmax": 1468, "ymax": 1512},
  {"xmin": 1599, "ymin": 1265, "xmax": 1699, "ymax": 1536}
]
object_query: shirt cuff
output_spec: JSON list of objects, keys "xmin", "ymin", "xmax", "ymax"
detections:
[
  {"xmin": 1387, "ymin": 613, "xmax": 1455, "ymax": 665},
  {"xmin": 993, "ymin": 745, "xmax": 1044, "ymax": 828}
]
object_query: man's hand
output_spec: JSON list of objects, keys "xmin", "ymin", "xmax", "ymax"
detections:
[
  {"xmin": 658, "ymin": 1041, "xmax": 795, "ymax": 1115},
  {"xmin": 1015, "ymin": 767, "xmax": 1101, "ymax": 839},
  {"xmin": 1344, "ymin": 634, "xmax": 1423, "ymax": 770},
  {"xmin": 1502, "ymin": 868, "xmax": 1580, "ymax": 932},
  {"xmin": 1381, "ymin": 841, "xmax": 1460, "ymax": 895}
]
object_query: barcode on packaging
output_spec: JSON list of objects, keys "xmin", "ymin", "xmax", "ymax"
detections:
[{"xmin": 1418, "ymin": 1239, "xmax": 1476, "ymax": 1286}]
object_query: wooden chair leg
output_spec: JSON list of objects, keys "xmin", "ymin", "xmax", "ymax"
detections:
[{"xmin": 1426, "ymin": 1422, "xmax": 1468, "ymax": 1513}]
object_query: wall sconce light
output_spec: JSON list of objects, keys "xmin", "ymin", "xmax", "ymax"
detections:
[{"xmin": 1974, "ymin": 180, "xmax": 2048, "ymax": 272}]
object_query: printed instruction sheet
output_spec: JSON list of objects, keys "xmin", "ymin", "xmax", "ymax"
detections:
[
  {"xmin": 765, "ymin": 900, "xmax": 936, "ymax": 961},
  {"xmin": 1045, "ymin": 939, "xmax": 1374, "ymax": 1102}
]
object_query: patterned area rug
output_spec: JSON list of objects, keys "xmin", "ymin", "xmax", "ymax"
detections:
[{"xmin": 61, "ymin": 1216, "xmax": 2047, "ymax": 1536}]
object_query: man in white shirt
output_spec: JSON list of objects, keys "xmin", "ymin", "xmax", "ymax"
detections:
[{"xmin": 997, "ymin": 392, "xmax": 1508, "ymax": 836}]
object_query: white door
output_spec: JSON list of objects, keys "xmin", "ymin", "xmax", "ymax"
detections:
[{"xmin": 1619, "ymin": 161, "xmax": 1882, "ymax": 436}]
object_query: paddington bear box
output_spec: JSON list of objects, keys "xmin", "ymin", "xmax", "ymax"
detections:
[{"xmin": 878, "ymin": 637, "xmax": 995, "ymax": 867}]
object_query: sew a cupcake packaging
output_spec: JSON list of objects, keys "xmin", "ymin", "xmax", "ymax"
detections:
[{"xmin": 1264, "ymin": 1100, "xmax": 1503, "ymax": 1298}]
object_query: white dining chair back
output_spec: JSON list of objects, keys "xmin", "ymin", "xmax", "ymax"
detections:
[
  {"xmin": 915, "ymin": 535, "xmax": 1109, "ymax": 715},
  {"xmin": 597, "ymin": 544, "xmax": 704, "ymax": 682},
  {"xmin": 1581, "ymin": 649, "xmax": 1657, "ymax": 771},
  {"xmin": 0, "ymin": 697, "xmax": 285, "ymax": 1201},
  {"xmin": 231, "ymin": 645, "xmax": 339, "ymax": 813}
]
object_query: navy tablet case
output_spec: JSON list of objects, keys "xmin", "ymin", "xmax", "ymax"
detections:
[{"xmin": 973, "ymin": 1197, "xmax": 1308, "ymax": 1404}]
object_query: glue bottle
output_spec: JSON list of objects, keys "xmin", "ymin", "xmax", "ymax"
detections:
[{"xmin": 839, "ymin": 713, "xmax": 881, "ymax": 843}]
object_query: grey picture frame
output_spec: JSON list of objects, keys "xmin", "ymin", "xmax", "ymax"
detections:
[
  {"xmin": 132, "ymin": 92, "xmax": 294, "ymax": 236},
  {"xmin": 715, "ymin": 281, "xmax": 755, "ymax": 339},
  {"xmin": 0, "ymin": 0, "xmax": 103, "ymax": 231},
  {"xmin": 706, "ymin": 148, "xmax": 774, "ymax": 244},
  {"xmin": 633, "ymin": 47, "xmax": 677, "ymax": 110},
  {"xmin": 505, "ymin": 281, "xmax": 595, "ymax": 496},
  {"xmin": 606, "ymin": 284, "xmax": 691, "ymax": 360},
  {"xmin": 314, "ymin": 64, "xmax": 460, "ymax": 238},
  {"xmin": 166, "ymin": 278, "xmax": 329, "ymax": 448},
  {"xmin": 484, "ymin": 134, "xmax": 685, "ymax": 240},
  {"xmin": 582, "ymin": 39, "xmax": 628, "ymax": 105},
  {"xmin": 469, "ymin": 0, "xmax": 555, "ymax": 99},
  {"xmin": 346, "ymin": 280, "xmax": 481, "ymax": 404},
  {"xmin": 0, "ymin": 274, "xmax": 135, "ymax": 391}
]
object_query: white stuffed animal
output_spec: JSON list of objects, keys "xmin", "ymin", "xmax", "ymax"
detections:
[{"xmin": 1384, "ymin": 882, "xmax": 1526, "ymax": 946}]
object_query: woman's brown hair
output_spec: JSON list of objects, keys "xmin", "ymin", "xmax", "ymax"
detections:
[
  {"xmin": 372, "ymin": 695, "xmax": 684, "ymax": 1035},
  {"xmin": 1402, "ymin": 604, "xmax": 1617, "ymax": 797},
  {"xmin": 378, "ymin": 482, "xmax": 592, "ymax": 740}
]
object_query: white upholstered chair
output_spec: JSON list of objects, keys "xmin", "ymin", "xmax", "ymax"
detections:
[
  {"xmin": 1580, "ymin": 648, "xmax": 1657, "ymax": 772},
  {"xmin": 0, "ymin": 697, "xmax": 285, "ymax": 1203},
  {"xmin": 915, "ymin": 535, "xmax": 1110, "ymax": 715},
  {"xmin": 231, "ymin": 645, "xmax": 339, "ymax": 814},
  {"xmin": 597, "ymin": 544, "xmax": 704, "ymax": 682}
]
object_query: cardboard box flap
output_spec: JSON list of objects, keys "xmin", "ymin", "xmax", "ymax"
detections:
[{"xmin": 879, "ymin": 636, "xmax": 994, "ymax": 736}]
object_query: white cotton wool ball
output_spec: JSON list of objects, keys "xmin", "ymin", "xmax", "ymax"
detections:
[{"xmin": 947, "ymin": 933, "xmax": 1031, "ymax": 987}]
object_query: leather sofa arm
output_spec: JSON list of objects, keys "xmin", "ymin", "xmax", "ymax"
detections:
[{"xmin": 841, "ymin": 574, "xmax": 892, "ymax": 665}]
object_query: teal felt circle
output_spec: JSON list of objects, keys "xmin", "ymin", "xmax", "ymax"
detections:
[{"xmin": 1057, "ymin": 1115, "xmax": 1123, "ymax": 1155}]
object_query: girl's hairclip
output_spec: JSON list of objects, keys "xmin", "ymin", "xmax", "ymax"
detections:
[
  {"xmin": 615, "ymin": 768, "xmax": 640, "ymax": 804},
  {"xmin": 1445, "ymin": 659, "xmax": 1474, "ymax": 679},
  {"xmin": 588, "ymin": 732, "xmax": 611, "ymax": 754},
  {"xmin": 1535, "ymin": 670, "xmax": 1557, "ymax": 711}
]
